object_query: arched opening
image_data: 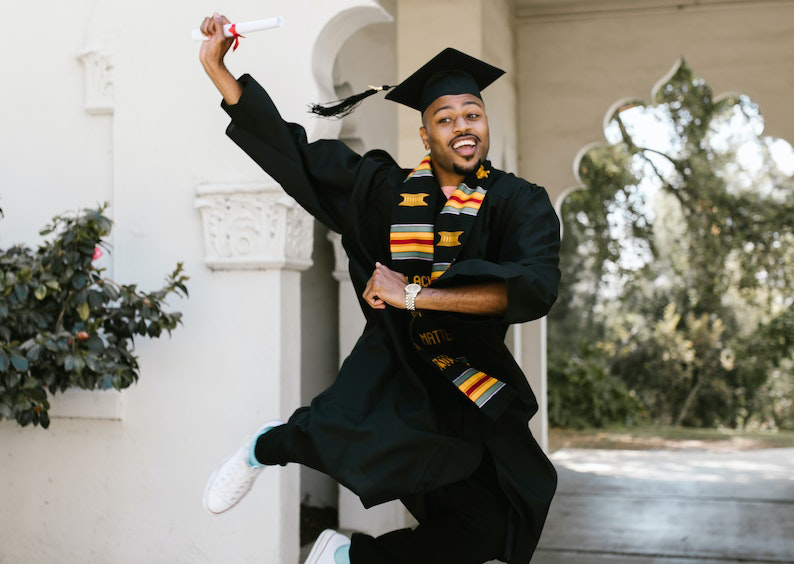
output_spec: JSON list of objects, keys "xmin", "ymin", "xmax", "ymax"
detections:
[{"xmin": 548, "ymin": 59, "xmax": 794, "ymax": 437}]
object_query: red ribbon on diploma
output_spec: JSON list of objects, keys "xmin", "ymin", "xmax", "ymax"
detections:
[{"xmin": 229, "ymin": 24, "xmax": 245, "ymax": 51}]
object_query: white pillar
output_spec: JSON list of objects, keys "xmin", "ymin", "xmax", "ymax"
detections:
[
  {"xmin": 512, "ymin": 321, "xmax": 549, "ymax": 451},
  {"xmin": 195, "ymin": 182, "xmax": 314, "ymax": 563}
]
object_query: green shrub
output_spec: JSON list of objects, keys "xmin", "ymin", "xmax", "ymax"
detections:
[
  {"xmin": 548, "ymin": 341, "xmax": 646, "ymax": 429},
  {"xmin": 0, "ymin": 205, "xmax": 188, "ymax": 428}
]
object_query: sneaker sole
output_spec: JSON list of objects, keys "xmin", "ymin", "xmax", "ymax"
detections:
[
  {"xmin": 303, "ymin": 529, "xmax": 338, "ymax": 564},
  {"xmin": 203, "ymin": 419, "xmax": 284, "ymax": 514}
]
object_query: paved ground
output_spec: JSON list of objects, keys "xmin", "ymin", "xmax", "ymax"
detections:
[
  {"xmin": 533, "ymin": 447, "xmax": 794, "ymax": 563},
  {"xmin": 301, "ymin": 447, "xmax": 794, "ymax": 563}
]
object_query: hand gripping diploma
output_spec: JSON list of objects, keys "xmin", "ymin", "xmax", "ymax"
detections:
[
  {"xmin": 191, "ymin": 16, "xmax": 283, "ymax": 42},
  {"xmin": 199, "ymin": 13, "xmax": 243, "ymax": 105}
]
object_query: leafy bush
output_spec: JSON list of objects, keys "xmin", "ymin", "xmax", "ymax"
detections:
[
  {"xmin": 0, "ymin": 205, "xmax": 188, "ymax": 428},
  {"xmin": 548, "ymin": 341, "xmax": 646, "ymax": 429},
  {"xmin": 609, "ymin": 304, "xmax": 739, "ymax": 428}
]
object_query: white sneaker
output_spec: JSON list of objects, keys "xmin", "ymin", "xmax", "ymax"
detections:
[
  {"xmin": 304, "ymin": 529, "xmax": 351, "ymax": 564},
  {"xmin": 203, "ymin": 420, "xmax": 283, "ymax": 514}
]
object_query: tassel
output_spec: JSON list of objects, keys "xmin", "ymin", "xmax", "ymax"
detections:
[{"xmin": 309, "ymin": 85, "xmax": 393, "ymax": 118}]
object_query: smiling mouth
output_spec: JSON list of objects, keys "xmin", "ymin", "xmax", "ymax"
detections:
[{"xmin": 451, "ymin": 136, "xmax": 479, "ymax": 155}]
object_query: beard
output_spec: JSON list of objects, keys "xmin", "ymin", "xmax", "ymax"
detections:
[{"xmin": 453, "ymin": 158, "xmax": 484, "ymax": 177}]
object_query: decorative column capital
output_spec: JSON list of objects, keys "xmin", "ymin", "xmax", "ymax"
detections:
[
  {"xmin": 195, "ymin": 183, "xmax": 314, "ymax": 271},
  {"xmin": 77, "ymin": 48, "xmax": 114, "ymax": 115}
]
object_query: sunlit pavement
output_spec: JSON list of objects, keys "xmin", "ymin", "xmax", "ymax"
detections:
[
  {"xmin": 299, "ymin": 448, "xmax": 792, "ymax": 563},
  {"xmin": 533, "ymin": 448, "xmax": 794, "ymax": 563}
]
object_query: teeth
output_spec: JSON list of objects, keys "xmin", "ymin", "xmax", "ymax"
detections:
[{"xmin": 453, "ymin": 138, "xmax": 476, "ymax": 149}]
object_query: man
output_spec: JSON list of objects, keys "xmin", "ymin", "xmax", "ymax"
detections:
[{"xmin": 199, "ymin": 12, "xmax": 560, "ymax": 564}]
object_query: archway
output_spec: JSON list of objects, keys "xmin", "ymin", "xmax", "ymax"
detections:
[{"xmin": 549, "ymin": 58, "xmax": 794, "ymax": 439}]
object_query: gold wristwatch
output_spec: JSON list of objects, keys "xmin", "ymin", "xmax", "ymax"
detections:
[{"xmin": 404, "ymin": 283, "xmax": 422, "ymax": 311}]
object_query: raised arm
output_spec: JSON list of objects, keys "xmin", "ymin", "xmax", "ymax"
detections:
[
  {"xmin": 199, "ymin": 13, "xmax": 243, "ymax": 105},
  {"xmin": 197, "ymin": 14, "xmax": 375, "ymax": 234}
]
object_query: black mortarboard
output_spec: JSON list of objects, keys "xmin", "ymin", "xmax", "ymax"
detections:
[
  {"xmin": 385, "ymin": 48, "xmax": 505, "ymax": 113},
  {"xmin": 309, "ymin": 47, "xmax": 505, "ymax": 118}
]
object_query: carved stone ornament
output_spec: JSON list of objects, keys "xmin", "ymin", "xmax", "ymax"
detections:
[
  {"xmin": 195, "ymin": 183, "xmax": 314, "ymax": 271},
  {"xmin": 77, "ymin": 49, "xmax": 114, "ymax": 115}
]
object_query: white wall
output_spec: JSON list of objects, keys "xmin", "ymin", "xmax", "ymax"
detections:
[
  {"xmin": 9, "ymin": 1, "xmax": 789, "ymax": 560},
  {"xmin": 517, "ymin": 0, "xmax": 794, "ymax": 206}
]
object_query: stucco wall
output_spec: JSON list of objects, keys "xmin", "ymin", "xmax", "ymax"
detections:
[
  {"xmin": 6, "ymin": 0, "xmax": 791, "ymax": 560},
  {"xmin": 517, "ymin": 0, "xmax": 794, "ymax": 206}
]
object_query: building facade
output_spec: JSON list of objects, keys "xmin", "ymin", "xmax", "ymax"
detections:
[{"xmin": 1, "ymin": 0, "xmax": 792, "ymax": 561}]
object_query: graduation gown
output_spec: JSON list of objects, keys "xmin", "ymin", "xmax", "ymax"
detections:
[{"xmin": 222, "ymin": 75, "xmax": 561, "ymax": 563}]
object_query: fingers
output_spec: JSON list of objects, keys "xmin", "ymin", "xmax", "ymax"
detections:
[
  {"xmin": 198, "ymin": 12, "xmax": 235, "ymax": 69},
  {"xmin": 362, "ymin": 278, "xmax": 385, "ymax": 309},
  {"xmin": 199, "ymin": 12, "xmax": 230, "ymax": 38},
  {"xmin": 211, "ymin": 13, "xmax": 231, "ymax": 38},
  {"xmin": 362, "ymin": 262, "xmax": 404, "ymax": 310},
  {"xmin": 362, "ymin": 265, "xmax": 382, "ymax": 309}
]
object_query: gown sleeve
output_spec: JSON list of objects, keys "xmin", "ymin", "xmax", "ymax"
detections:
[
  {"xmin": 439, "ymin": 180, "xmax": 561, "ymax": 325},
  {"xmin": 220, "ymin": 74, "xmax": 361, "ymax": 234}
]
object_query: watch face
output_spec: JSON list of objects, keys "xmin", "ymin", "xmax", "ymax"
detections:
[{"xmin": 405, "ymin": 283, "xmax": 421, "ymax": 294}]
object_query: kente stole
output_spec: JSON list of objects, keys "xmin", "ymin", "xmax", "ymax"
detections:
[{"xmin": 390, "ymin": 155, "xmax": 515, "ymax": 419}]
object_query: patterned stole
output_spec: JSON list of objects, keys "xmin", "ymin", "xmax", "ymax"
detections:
[{"xmin": 389, "ymin": 155, "xmax": 516, "ymax": 419}]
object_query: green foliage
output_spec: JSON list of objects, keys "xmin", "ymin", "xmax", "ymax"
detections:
[
  {"xmin": 549, "ymin": 60, "xmax": 794, "ymax": 430},
  {"xmin": 548, "ymin": 341, "xmax": 646, "ymax": 429},
  {"xmin": 731, "ymin": 309, "xmax": 794, "ymax": 430},
  {"xmin": 0, "ymin": 205, "xmax": 188, "ymax": 428},
  {"xmin": 610, "ymin": 304, "xmax": 737, "ymax": 427}
]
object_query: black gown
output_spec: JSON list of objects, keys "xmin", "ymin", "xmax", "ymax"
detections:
[{"xmin": 221, "ymin": 75, "xmax": 561, "ymax": 563}]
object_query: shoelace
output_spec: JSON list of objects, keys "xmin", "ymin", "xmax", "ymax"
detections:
[{"xmin": 219, "ymin": 454, "xmax": 259, "ymax": 499}]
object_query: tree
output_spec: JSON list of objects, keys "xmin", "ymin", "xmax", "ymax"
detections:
[{"xmin": 549, "ymin": 60, "xmax": 794, "ymax": 429}]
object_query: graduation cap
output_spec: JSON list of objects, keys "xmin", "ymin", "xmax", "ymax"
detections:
[{"xmin": 310, "ymin": 47, "xmax": 505, "ymax": 118}]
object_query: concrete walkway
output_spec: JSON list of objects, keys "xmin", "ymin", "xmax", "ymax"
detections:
[
  {"xmin": 533, "ymin": 447, "xmax": 794, "ymax": 563},
  {"xmin": 300, "ymin": 447, "xmax": 793, "ymax": 563}
]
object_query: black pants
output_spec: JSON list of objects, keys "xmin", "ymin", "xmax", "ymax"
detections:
[{"xmin": 256, "ymin": 423, "xmax": 510, "ymax": 564}]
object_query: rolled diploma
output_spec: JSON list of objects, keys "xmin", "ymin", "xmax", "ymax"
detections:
[{"xmin": 191, "ymin": 17, "xmax": 284, "ymax": 40}]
